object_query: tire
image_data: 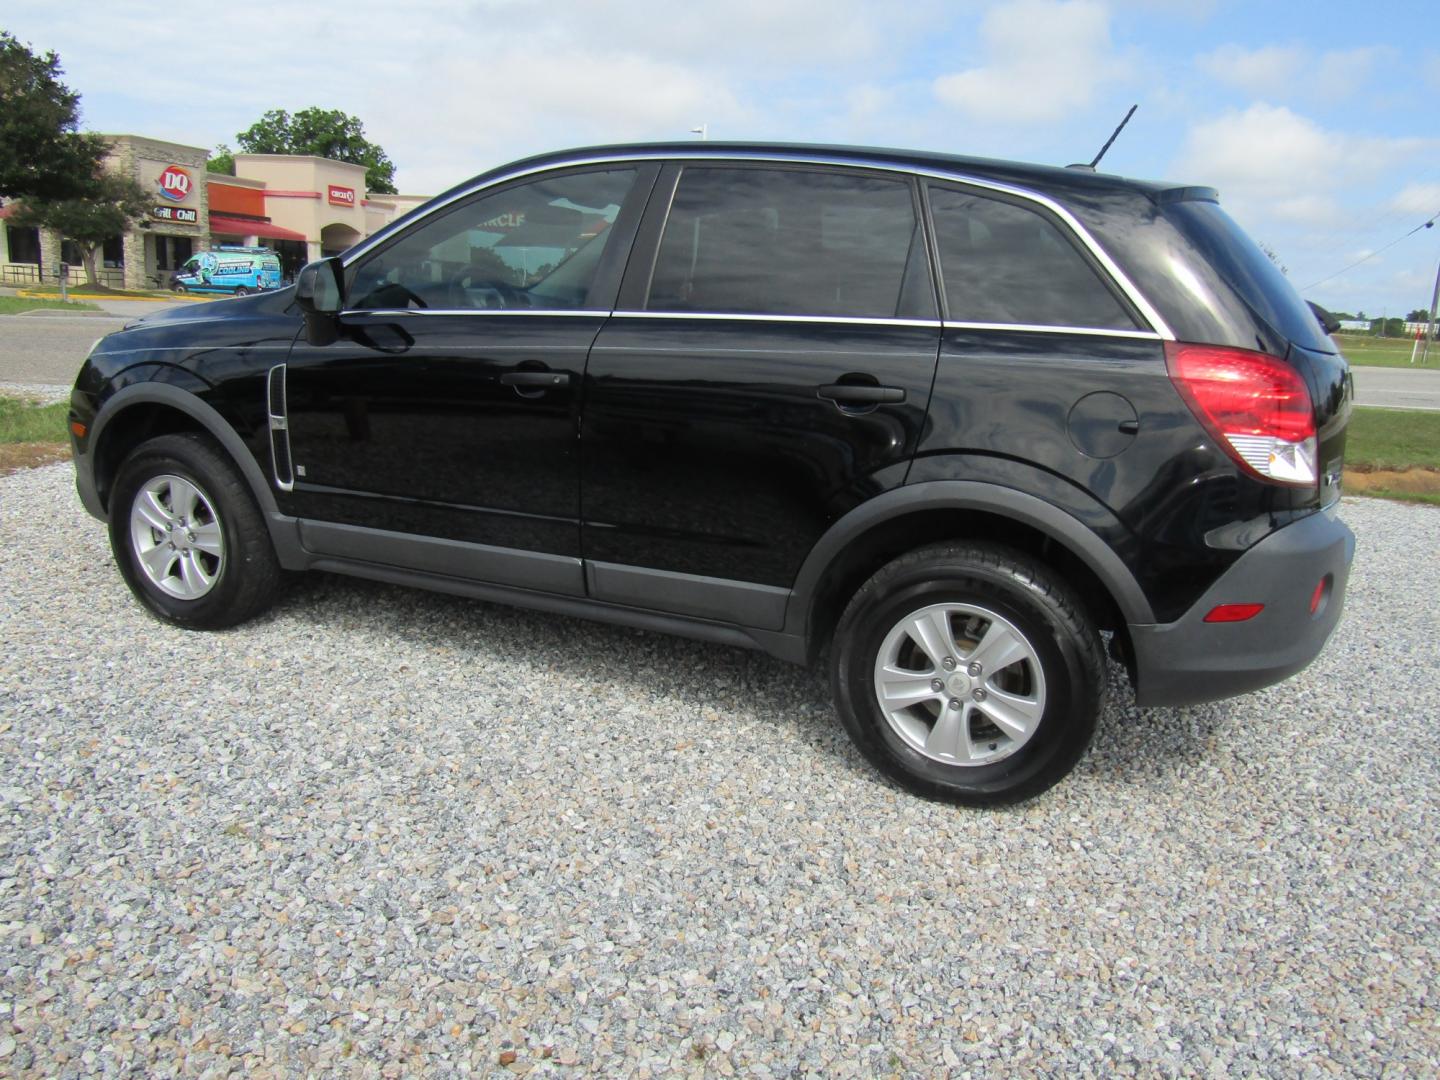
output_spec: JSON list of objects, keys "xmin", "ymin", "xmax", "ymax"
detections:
[
  {"xmin": 831, "ymin": 543, "xmax": 1105, "ymax": 805},
  {"xmin": 108, "ymin": 433, "xmax": 282, "ymax": 630},
  {"xmin": 173, "ymin": 283, "xmax": 187, "ymax": 294},
  {"xmin": 234, "ymin": 286, "xmax": 250, "ymax": 297}
]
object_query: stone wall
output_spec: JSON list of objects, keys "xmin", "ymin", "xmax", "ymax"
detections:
[{"xmin": 105, "ymin": 136, "xmax": 210, "ymax": 290}]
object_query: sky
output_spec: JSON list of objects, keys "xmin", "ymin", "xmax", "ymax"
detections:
[{"xmin": 6, "ymin": 0, "xmax": 1439, "ymax": 318}]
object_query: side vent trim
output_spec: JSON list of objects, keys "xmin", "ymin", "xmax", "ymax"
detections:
[{"xmin": 266, "ymin": 363, "xmax": 294, "ymax": 492}]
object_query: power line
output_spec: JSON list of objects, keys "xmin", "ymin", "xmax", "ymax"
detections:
[{"xmin": 1301, "ymin": 210, "xmax": 1440, "ymax": 291}]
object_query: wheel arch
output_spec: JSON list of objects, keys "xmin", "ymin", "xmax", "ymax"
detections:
[
  {"xmin": 787, "ymin": 481, "xmax": 1153, "ymax": 664},
  {"xmin": 88, "ymin": 383, "xmax": 276, "ymax": 520}
]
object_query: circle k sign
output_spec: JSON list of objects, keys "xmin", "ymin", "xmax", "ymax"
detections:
[{"xmin": 157, "ymin": 165, "xmax": 193, "ymax": 202}]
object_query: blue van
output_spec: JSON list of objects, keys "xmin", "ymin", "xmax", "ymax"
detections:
[{"xmin": 172, "ymin": 246, "xmax": 282, "ymax": 296}]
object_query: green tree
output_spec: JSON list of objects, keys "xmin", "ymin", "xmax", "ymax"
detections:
[
  {"xmin": 1406, "ymin": 308, "xmax": 1431, "ymax": 322},
  {"xmin": 12, "ymin": 171, "xmax": 149, "ymax": 285},
  {"xmin": 232, "ymin": 108, "xmax": 397, "ymax": 193},
  {"xmin": 0, "ymin": 31, "xmax": 108, "ymax": 200},
  {"xmin": 1369, "ymin": 316, "xmax": 1405, "ymax": 337},
  {"xmin": 207, "ymin": 143, "xmax": 235, "ymax": 176}
]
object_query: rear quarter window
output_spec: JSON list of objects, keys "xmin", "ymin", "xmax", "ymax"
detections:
[{"xmin": 928, "ymin": 185, "xmax": 1139, "ymax": 331}]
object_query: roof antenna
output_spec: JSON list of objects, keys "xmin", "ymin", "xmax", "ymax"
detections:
[{"xmin": 1069, "ymin": 104, "xmax": 1137, "ymax": 172}]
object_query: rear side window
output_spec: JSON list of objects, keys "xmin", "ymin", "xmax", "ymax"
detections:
[
  {"xmin": 928, "ymin": 185, "xmax": 1138, "ymax": 331},
  {"xmin": 647, "ymin": 167, "xmax": 933, "ymax": 319}
]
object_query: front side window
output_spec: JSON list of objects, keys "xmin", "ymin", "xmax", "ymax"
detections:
[
  {"xmin": 348, "ymin": 168, "xmax": 638, "ymax": 311},
  {"xmin": 928, "ymin": 185, "xmax": 1138, "ymax": 330},
  {"xmin": 647, "ymin": 167, "xmax": 932, "ymax": 320}
]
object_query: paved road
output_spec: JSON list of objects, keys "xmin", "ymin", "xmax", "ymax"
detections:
[
  {"xmin": 1350, "ymin": 366, "xmax": 1440, "ymax": 411},
  {"xmin": 0, "ymin": 301, "xmax": 195, "ymax": 387},
  {"xmin": 0, "ymin": 313, "xmax": 126, "ymax": 386}
]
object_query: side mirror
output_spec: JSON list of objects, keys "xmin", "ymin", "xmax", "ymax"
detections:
[{"xmin": 295, "ymin": 257, "xmax": 344, "ymax": 345}]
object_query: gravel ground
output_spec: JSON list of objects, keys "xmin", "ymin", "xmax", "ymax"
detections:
[{"xmin": 1, "ymin": 463, "xmax": 1436, "ymax": 1077}]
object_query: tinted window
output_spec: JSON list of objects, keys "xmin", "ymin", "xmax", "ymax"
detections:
[
  {"xmin": 348, "ymin": 169, "xmax": 637, "ymax": 311},
  {"xmin": 928, "ymin": 186, "xmax": 1137, "ymax": 330},
  {"xmin": 1161, "ymin": 199, "xmax": 1334, "ymax": 353},
  {"xmin": 647, "ymin": 167, "xmax": 931, "ymax": 319}
]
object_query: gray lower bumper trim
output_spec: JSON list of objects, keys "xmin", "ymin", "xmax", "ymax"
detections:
[{"xmin": 1129, "ymin": 507, "xmax": 1356, "ymax": 708}]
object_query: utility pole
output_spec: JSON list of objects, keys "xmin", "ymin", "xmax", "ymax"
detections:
[{"xmin": 1422, "ymin": 255, "xmax": 1440, "ymax": 366}]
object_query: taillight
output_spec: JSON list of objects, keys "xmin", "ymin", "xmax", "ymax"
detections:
[{"xmin": 1165, "ymin": 342, "xmax": 1318, "ymax": 485}]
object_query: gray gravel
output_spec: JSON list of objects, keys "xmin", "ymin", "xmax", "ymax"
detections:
[
  {"xmin": 0, "ymin": 384, "xmax": 71, "ymax": 406},
  {"xmin": 2, "ymin": 462, "xmax": 1437, "ymax": 1077}
]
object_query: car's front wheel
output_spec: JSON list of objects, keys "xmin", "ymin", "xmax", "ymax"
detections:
[
  {"xmin": 831, "ymin": 543, "xmax": 1105, "ymax": 805},
  {"xmin": 109, "ymin": 433, "xmax": 282, "ymax": 629}
]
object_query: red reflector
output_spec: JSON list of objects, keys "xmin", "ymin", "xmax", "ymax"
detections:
[
  {"xmin": 1204, "ymin": 603, "xmax": 1265, "ymax": 623},
  {"xmin": 70, "ymin": 420, "xmax": 87, "ymax": 438},
  {"xmin": 1310, "ymin": 577, "xmax": 1327, "ymax": 615}
]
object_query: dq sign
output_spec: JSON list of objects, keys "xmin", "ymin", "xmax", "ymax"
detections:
[{"xmin": 157, "ymin": 165, "xmax": 193, "ymax": 202}]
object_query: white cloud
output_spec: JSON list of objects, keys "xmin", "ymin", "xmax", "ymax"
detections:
[
  {"xmin": 1171, "ymin": 104, "xmax": 1428, "ymax": 227},
  {"xmin": 384, "ymin": 50, "xmax": 752, "ymax": 192},
  {"xmin": 1389, "ymin": 183, "xmax": 1440, "ymax": 215},
  {"xmin": 1195, "ymin": 43, "xmax": 1385, "ymax": 102},
  {"xmin": 1195, "ymin": 44, "xmax": 1304, "ymax": 97},
  {"xmin": 932, "ymin": 1, "xmax": 1127, "ymax": 124},
  {"xmin": 4, "ymin": 0, "xmax": 947, "ymax": 192}
]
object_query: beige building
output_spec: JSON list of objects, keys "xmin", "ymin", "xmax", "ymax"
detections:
[{"xmin": 0, "ymin": 135, "xmax": 430, "ymax": 290}]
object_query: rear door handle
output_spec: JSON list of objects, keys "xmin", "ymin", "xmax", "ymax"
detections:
[
  {"xmin": 817, "ymin": 383, "xmax": 906, "ymax": 405},
  {"xmin": 500, "ymin": 370, "xmax": 571, "ymax": 388}
]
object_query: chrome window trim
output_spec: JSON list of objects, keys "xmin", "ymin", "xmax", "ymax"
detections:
[
  {"xmin": 340, "ymin": 149, "xmax": 1175, "ymax": 340},
  {"xmin": 610, "ymin": 310, "xmax": 942, "ymax": 329},
  {"xmin": 340, "ymin": 307, "xmax": 604, "ymax": 318},
  {"xmin": 942, "ymin": 321, "xmax": 1164, "ymax": 341}
]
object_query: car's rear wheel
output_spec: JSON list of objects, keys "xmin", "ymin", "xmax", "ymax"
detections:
[
  {"xmin": 831, "ymin": 543, "xmax": 1104, "ymax": 805},
  {"xmin": 109, "ymin": 433, "xmax": 281, "ymax": 629}
]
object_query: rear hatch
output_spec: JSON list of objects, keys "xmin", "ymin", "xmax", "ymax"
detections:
[{"xmin": 1156, "ymin": 197, "xmax": 1352, "ymax": 507}]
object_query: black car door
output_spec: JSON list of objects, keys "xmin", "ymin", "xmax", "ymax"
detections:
[
  {"xmin": 278, "ymin": 165, "xmax": 655, "ymax": 594},
  {"xmin": 580, "ymin": 162, "xmax": 942, "ymax": 628}
]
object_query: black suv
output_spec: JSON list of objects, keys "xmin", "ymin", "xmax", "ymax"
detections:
[{"xmin": 69, "ymin": 143, "xmax": 1354, "ymax": 804}]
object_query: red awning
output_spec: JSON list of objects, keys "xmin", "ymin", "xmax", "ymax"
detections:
[{"xmin": 209, "ymin": 214, "xmax": 307, "ymax": 242}]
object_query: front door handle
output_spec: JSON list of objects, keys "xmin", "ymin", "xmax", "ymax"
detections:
[
  {"xmin": 817, "ymin": 383, "xmax": 906, "ymax": 405},
  {"xmin": 500, "ymin": 370, "xmax": 571, "ymax": 389}
]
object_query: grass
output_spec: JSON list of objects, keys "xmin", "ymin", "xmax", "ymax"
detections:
[
  {"xmin": 0, "ymin": 295, "xmax": 101, "ymax": 314},
  {"xmin": 0, "ymin": 395, "xmax": 71, "ymax": 476},
  {"xmin": 0, "ymin": 396, "xmax": 69, "ymax": 444},
  {"xmin": 1332, "ymin": 333, "xmax": 1438, "ymax": 369},
  {"xmin": 1344, "ymin": 407, "xmax": 1440, "ymax": 471}
]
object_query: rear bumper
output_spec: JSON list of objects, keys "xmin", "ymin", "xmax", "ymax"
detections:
[{"xmin": 1129, "ymin": 506, "xmax": 1355, "ymax": 707}]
